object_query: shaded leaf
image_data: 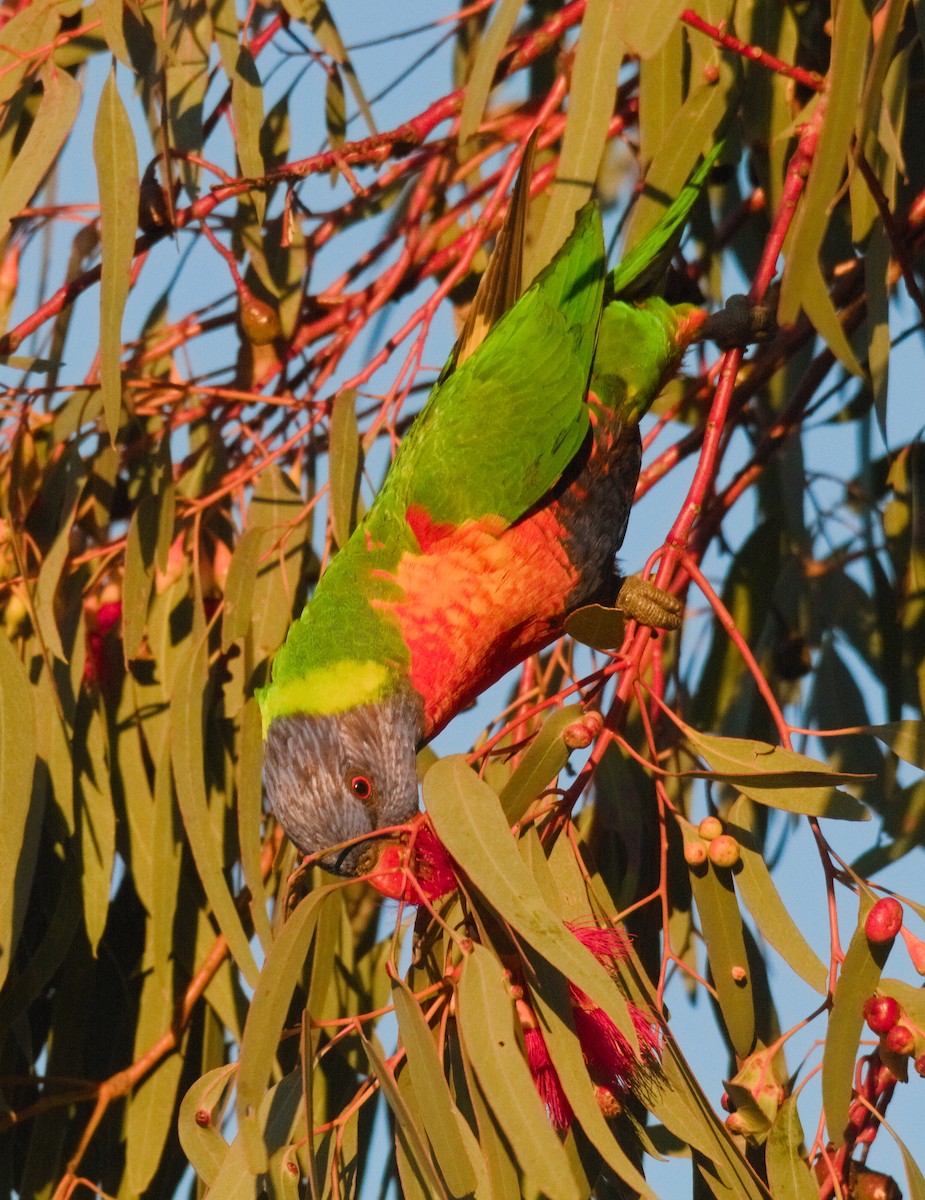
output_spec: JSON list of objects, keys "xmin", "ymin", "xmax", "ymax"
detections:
[
  {"xmin": 360, "ymin": 1030, "xmax": 449, "ymax": 1200},
  {"xmin": 766, "ymin": 1098, "xmax": 818, "ymax": 1200},
  {"xmin": 170, "ymin": 636, "xmax": 260, "ymax": 987},
  {"xmin": 236, "ymin": 887, "xmax": 332, "ymax": 1135},
  {"xmin": 0, "ymin": 631, "xmax": 37, "ymax": 989}
]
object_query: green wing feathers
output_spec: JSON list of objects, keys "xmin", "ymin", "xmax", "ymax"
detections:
[{"xmin": 373, "ymin": 203, "xmax": 606, "ymax": 530}]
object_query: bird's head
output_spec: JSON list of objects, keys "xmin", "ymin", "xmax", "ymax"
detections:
[{"xmin": 262, "ymin": 684, "xmax": 425, "ymax": 878}]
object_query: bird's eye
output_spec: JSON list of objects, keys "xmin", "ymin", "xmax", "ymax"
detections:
[{"xmin": 350, "ymin": 774, "xmax": 373, "ymax": 801}]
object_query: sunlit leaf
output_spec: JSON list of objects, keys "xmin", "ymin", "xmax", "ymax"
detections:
[
  {"xmin": 391, "ymin": 977, "xmax": 479, "ymax": 1196},
  {"xmin": 498, "ymin": 703, "xmax": 583, "ymax": 822},
  {"xmin": 457, "ymin": 944, "xmax": 582, "ymax": 1200},
  {"xmin": 93, "ymin": 69, "xmax": 139, "ymax": 442},
  {"xmin": 728, "ymin": 798, "xmax": 828, "ymax": 993},
  {"xmin": 822, "ymin": 893, "xmax": 891, "ymax": 1145},
  {"xmin": 425, "ymin": 757, "xmax": 638, "ymax": 1046},
  {"xmin": 458, "ymin": 0, "xmax": 525, "ymax": 145},
  {"xmin": 0, "ymin": 67, "xmax": 81, "ymax": 245},
  {"xmin": 684, "ymin": 826, "xmax": 756, "ymax": 1058}
]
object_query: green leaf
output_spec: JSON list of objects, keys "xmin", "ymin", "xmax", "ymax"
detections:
[
  {"xmin": 622, "ymin": 61, "xmax": 736, "ymax": 252},
  {"xmin": 822, "ymin": 893, "xmax": 891, "ymax": 1145},
  {"xmin": 779, "ymin": 0, "xmax": 871, "ymax": 340},
  {"xmin": 96, "ymin": 0, "xmax": 131, "ymax": 64},
  {"xmin": 619, "ymin": 0, "xmax": 689, "ymax": 58},
  {"xmin": 329, "ymin": 388, "xmax": 364, "ymax": 549},
  {"xmin": 359, "ymin": 1031, "xmax": 450, "ymax": 1200},
  {"xmin": 866, "ymin": 720, "xmax": 925, "ymax": 768},
  {"xmin": 236, "ymin": 699, "xmax": 273, "ymax": 952},
  {"xmin": 530, "ymin": 0, "xmax": 624, "ymax": 272},
  {"xmin": 222, "ymin": 526, "xmax": 263, "ymax": 652},
  {"xmin": 564, "ymin": 603, "xmax": 626, "ymax": 650},
  {"xmin": 458, "ymin": 0, "xmax": 525, "ymax": 145},
  {"xmin": 232, "ymin": 46, "xmax": 265, "ymax": 220},
  {"xmin": 76, "ymin": 701, "xmax": 116, "ymax": 953},
  {"xmin": 425, "ymin": 757, "xmax": 638, "ymax": 1046},
  {"xmin": 766, "ymin": 1098, "xmax": 818, "ymax": 1200},
  {"xmin": 0, "ymin": 5, "xmax": 58, "ymax": 105},
  {"xmin": 498, "ymin": 704, "xmax": 583, "ymax": 822},
  {"xmin": 179, "ymin": 1068, "xmax": 235, "ymax": 1186},
  {"xmin": 0, "ymin": 66, "xmax": 81, "ymax": 245},
  {"xmin": 457, "ymin": 944, "xmax": 581, "ymax": 1200},
  {"xmin": 0, "ymin": 631, "xmax": 37, "ymax": 989},
  {"xmin": 876, "ymin": 1110, "xmax": 925, "ymax": 1200},
  {"xmin": 122, "ymin": 492, "xmax": 159, "ymax": 661},
  {"xmin": 235, "ymin": 887, "xmax": 332, "ymax": 1137},
  {"xmin": 688, "ymin": 731, "xmax": 870, "ymax": 820},
  {"xmin": 93, "ymin": 69, "xmax": 139, "ymax": 442},
  {"xmin": 684, "ymin": 825, "xmax": 756, "ymax": 1058},
  {"xmin": 125, "ymin": 972, "xmax": 187, "ymax": 1192},
  {"xmin": 325, "ymin": 62, "xmax": 346, "ymax": 149},
  {"xmin": 728, "ymin": 798, "xmax": 827, "ymax": 994},
  {"xmin": 170, "ymin": 636, "xmax": 260, "ymax": 987},
  {"xmin": 391, "ymin": 977, "xmax": 479, "ymax": 1197}
]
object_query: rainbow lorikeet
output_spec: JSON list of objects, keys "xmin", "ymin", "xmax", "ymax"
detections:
[{"xmin": 259, "ymin": 147, "xmax": 763, "ymax": 877}]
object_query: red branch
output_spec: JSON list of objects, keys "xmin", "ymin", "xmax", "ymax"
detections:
[{"xmin": 680, "ymin": 9, "xmax": 824, "ymax": 92}]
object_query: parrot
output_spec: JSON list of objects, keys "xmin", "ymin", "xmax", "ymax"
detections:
[{"xmin": 258, "ymin": 144, "xmax": 767, "ymax": 880}]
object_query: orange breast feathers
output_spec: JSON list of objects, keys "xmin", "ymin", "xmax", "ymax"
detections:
[{"xmin": 372, "ymin": 505, "xmax": 579, "ymax": 736}]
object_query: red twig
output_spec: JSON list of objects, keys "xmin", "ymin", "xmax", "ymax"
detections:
[{"xmin": 680, "ymin": 9, "xmax": 824, "ymax": 92}]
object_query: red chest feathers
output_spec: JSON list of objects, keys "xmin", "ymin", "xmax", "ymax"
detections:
[{"xmin": 373, "ymin": 504, "xmax": 580, "ymax": 736}]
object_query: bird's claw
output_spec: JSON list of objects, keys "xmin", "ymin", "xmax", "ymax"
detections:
[
  {"xmin": 698, "ymin": 295, "xmax": 777, "ymax": 350},
  {"xmin": 615, "ymin": 575, "xmax": 683, "ymax": 631}
]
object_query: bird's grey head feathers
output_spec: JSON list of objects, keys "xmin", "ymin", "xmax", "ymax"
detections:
[{"xmin": 262, "ymin": 686, "xmax": 425, "ymax": 876}]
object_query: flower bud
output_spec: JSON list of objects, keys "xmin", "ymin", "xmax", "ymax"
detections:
[
  {"xmin": 684, "ymin": 840, "xmax": 708, "ymax": 867},
  {"xmin": 698, "ymin": 815, "xmax": 723, "ymax": 841},
  {"xmin": 885, "ymin": 1025, "xmax": 915, "ymax": 1056},
  {"xmin": 863, "ymin": 994, "xmax": 900, "ymax": 1035},
  {"xmin": 238, "ymin": 285, "xmax": 282, "ymax": 345},
  {"xmin": 865, "ymin": 898, "xmax": 903, "ymax": 944},
  {"xmin": 708, "ymin": 834, "xmax": 740, "ymax": 868}
]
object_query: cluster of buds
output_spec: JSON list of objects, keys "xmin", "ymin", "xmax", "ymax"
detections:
[
  {"xmin": 719, "ymin": 1045, "xmax": 785, "ymax": 1142},
  {"xmin": 863, "ymin": 992, "xmax": 925, "ymax": 1076},
  {"xmin": 518, "ymin": 924, "xmax": 661, "ymax": 1129},
  {"xmin": 684, "ymin": 815, "xmax": 741, "ymax": 870}
]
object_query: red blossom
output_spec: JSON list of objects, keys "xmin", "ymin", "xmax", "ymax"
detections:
[
  {"xmin": 524, "ymin": 1028, "xmax": 573, "ymax": 1129},
  {"xmin": 367, "ymin": 816, "xmax": 458, "ymax": 903},
  {"xmin": 521, "ymin": 922, "xmax": 661, "ymax": 1129}
]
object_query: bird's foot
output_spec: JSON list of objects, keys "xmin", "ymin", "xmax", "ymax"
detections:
[
  {"xmin": 698, "ymin": 295, "xmax": 777, "ymax": 350},
  {"xmin": 615, "ymin": 575, "xmax": 683, "ymax": 631}
]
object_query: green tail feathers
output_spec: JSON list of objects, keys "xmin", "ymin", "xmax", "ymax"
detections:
[{"xmin": 608, "ymin": 142, "xmax": 722, "ymax": 301}]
